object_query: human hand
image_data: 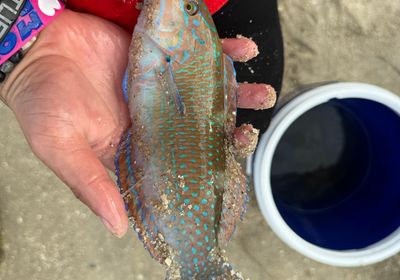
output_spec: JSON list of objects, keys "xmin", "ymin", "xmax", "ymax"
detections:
[
  {"xmin": 1, "ymin": 10, "xmax": 132, "ymax": 237},
  {"xmin": 0, "ymin": 10, "xmax": 275, "ymax": 238}
]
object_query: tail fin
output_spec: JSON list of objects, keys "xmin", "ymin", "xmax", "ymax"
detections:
[{"xmin": 165, "ymin": 250, "xmax": 246, "ymax": 280}]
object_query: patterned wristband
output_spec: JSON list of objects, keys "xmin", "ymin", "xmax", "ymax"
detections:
[{"xmin": 0, "ymin": 0, "xmax": 65, "ymax": 82}]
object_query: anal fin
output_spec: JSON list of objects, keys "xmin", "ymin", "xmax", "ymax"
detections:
[
  {"xmin": 115, "ymin": 128, "xmax": 169, "ymax": 263},
  {"xmin": 217, "ymin": 150, "xmax": 248, "ymax": 247}
]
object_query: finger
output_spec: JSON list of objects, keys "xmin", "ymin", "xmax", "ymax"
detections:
[
  {"xmin": 221, "ymin": 37, "xmax": 259, "ymax": 62},
  {"xmin": 31, "ymin": 135, "xmax": 128, "ymax": 237},
  {"xmin": 238, "ymin": 83, "xmax": 277, "ymax": 110},
  {"xmin": 233, "ymin": 124, "xmax": 259, "ymax": 158}
]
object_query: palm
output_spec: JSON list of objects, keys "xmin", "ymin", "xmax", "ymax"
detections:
[
  {"xmin": 6, "ymin": 10, "xmax": 131, "ymax": 235},
  {"xmin": 12, "ymin": 10, "xmax": 131, "ymax": 168}
]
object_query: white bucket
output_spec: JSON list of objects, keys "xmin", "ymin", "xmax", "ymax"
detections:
[{"xmin": 252, "ymin": 82, "xmax": 400, "ymax": 266}]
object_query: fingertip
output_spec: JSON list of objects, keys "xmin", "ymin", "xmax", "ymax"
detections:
[
  {"xmin": 32, "ymin": 134, "xmax": 130, "ymax": 238},
  {"xmin": 222, "ymin": 36, "xmax": 259, "ymax": 62},
  {"xmin": 69, "ymin": 176, "xmax": 128, "ymax": 238},
  {"xmin": 71, "ymin": 177, "xmax": 127, "ymax": 237},
  {"xmin": 90, "ymin": 179, "xmax": 129, "ymax": 238},
  {"xmin": 101, "ymin": 211, "xmax": 128, "ymax": 238},
  {"xmin": 238, "ymin": 83, "xmax": 277, "ymax": 110},
  {"xmin": 233, "ymin": 124, "xmax": 259, "ymax": 158},
  {"xmin": 113, "ymin": 197, "xmax": 129, "ymax": 238}
]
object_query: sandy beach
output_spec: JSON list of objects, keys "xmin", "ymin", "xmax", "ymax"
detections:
[{"xmin": 1, "ymin": 1, "xmax": 400, "ymax": 279}]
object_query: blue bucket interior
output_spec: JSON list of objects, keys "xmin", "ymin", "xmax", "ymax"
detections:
[{"xmin": 270, "ymin": 98, "xmax": 400, "ymax": 250}]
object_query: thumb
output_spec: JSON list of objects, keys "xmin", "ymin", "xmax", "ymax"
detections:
[{"xmin": 31, "ymin": 134, "xmax": 129, "ymax": 237}]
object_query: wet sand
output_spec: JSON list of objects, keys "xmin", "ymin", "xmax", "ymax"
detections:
[{"xmin": 1, "ymin": 1, "xmax": 400, "ymax": 279}]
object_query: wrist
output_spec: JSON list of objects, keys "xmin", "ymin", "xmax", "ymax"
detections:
[
  {"xmin": 0, "ymin": 0, "xmax": 65, "ymax": 105},
  {"xmin": 1, "ymin": 9, "xmax": 130, "ymax": 109}
]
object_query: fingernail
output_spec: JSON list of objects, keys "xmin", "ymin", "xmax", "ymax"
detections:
[{"xmin": 100, "ymin": 217, "xmax": 125, "ymax": 238}]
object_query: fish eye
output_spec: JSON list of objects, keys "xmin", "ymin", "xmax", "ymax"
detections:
[{"xmin": 185, "ymin": 1, "xmax": 199, "ymax": 16}]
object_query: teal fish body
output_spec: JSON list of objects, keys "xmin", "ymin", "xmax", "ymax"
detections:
[{"xmin": 116, "ymin": 1, "xmax": 247, "ymax": 279}]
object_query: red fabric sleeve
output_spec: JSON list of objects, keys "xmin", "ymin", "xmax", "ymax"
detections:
[{"xmin": 67, "ymin": 0, "xmax": 228, "ymax": 32}]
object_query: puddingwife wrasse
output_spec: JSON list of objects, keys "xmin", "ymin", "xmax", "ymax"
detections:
[{"xmin": 115, "ymin": 0, "xmax": 250, "ymax": 279}]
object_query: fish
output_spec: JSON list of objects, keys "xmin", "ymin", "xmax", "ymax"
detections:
[{"xmin": 115, "ymin": 0, "xmax": 249, "ymax": 279}]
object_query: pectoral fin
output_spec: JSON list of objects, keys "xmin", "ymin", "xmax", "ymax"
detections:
[{"xmin": 158, "ymin": 59, "xmax": 186, "ymax": 115}]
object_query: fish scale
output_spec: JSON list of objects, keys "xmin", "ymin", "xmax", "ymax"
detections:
[
  {"xmin": 155, "ymin": 62, "xmax": 224, "ymax": 275},
  {"xmin": 116, "ymin": 1, "xmax": 247, "ymax": 279}
]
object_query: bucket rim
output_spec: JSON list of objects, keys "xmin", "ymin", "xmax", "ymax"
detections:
[{"xmin": 253, "ymin": 82, "xmax": 400, "ymax": 267}]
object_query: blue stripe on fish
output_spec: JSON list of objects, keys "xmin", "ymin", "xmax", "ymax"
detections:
[
  {"xmin": 122, "ymin": 68, "xmax": 129, "ymax": 103},
  {"xmin": 192, "ymin": 29, "xmax": 205, "ymax": 45}
]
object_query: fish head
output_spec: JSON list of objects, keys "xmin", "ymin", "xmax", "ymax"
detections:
[{"xmin": 137, "ymin": 0, "xmax": 219, "ymax": 64}]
